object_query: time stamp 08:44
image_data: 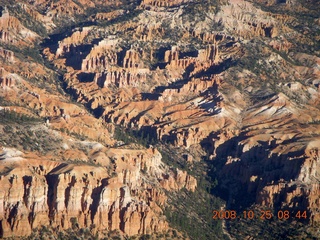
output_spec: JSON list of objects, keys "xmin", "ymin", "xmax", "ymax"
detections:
[{"xmin": 212, "ymin": 210, "xmax": 308, "ymax": 220}]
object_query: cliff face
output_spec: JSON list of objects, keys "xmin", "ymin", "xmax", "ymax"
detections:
[
  {"xmin": 41, "ymin": 0, "xmax": 320, "ymax": 230},
  {"xmin": 0, "ymin": 0, "xmax": 319, "ymax": 238},
  {"xmin": 0, "ymin": 147, "xmax": 196, "ymax": 238},
  {"xmin": 141, "ymin": 0, "xmax": 191, "ymax": 8},
  {"xmin": 255, "ymin": 141, "xmax": 320, "ymax": 223},
  {"xmin": 0, "ymin": 4, "xmax": 198, "ymax": 236},
  {"xmin": 0, "ymin": 68, "xmax": 15, "ymax": 88},
  {"xmin": 215, "ymin": 0, "xmax": 281, "ymax": 38},
  {"xmin": 0, "ymin": 7, "xmax": 38, "ymax": 45},
  {"xmin": 81, "ymin": 39, "xmax": 119, "ymax": 72}
]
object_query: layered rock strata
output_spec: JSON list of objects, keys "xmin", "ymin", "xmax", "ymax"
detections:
[{"xmin": 0, "ymin": 146, "xmax": 196, "ymax": 238}]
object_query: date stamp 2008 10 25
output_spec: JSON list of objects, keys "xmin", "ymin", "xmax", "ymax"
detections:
[{"xmin": 212, "ymin": 210, "xmax": 308, "ymax": 220}]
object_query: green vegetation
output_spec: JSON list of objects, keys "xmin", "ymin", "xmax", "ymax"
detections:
[
  {"xmin": 0, "ymin": 166, "xmax": 14, "ymax": 176},
  {"xmin": 0, "ymin": 110, "xmax": 41, "ymax": 124},
  {"xmin": 0, "ymin": 119, "xmax": 62, "ymax": 153},
  {"xmin": 20, "ymin": 46, "xmax": 44, "ymax": 63},
  {"xmin": 113, "ymin": 126, "xmax": 226, "ymax": 239},
  {"xmin": 181, "ymin": 0, "xmax": 222, "ymax": 31},
  {"xmin": 113, "ymin": 126, "xmax": 134, "ymax": 144},
  {"xmin": 96, "ymin": 9, "xmax": 143, "ymax": 28},
  {"xmin": 0, "ymin": 41, "xmax": 43, "ymax": 64},
  {"xmin": 70, "ymin": 131, "xmax": 88, "ymax": 141},
  {"xmin": 309, "ymin": 119, "xmax": 320, "ymax": 125},
  {"xmin": 113, "ymin": 126, "xmax": 155, "ymax": 147},
  {"xmin": 228, "ymin": 205, "xmax": 319, "ymax": 240},
  {"xmin": 0, "ymin": 96, "xmax": 10, "ymax": 106},
  {"xmin": 161, "ymin": 22, "xmax": 183, "ymax": 43},
  {"xmin": 183, "ymin": 0, "xmax": 220, "ymax": 20},
  {"xmin": 164, "ymin": 188, "xmax": 227, "ymax": 240},
  {"xmin": 251, "ymin": 0, "xmax": 320, "ymax": 57},
  {"xmin": 6, "ymin": 4, "xmax": 48, "ymax": 37},
  {"xmin": 0, "ymin": 0, "xmax": 318, "ymax": 239},
  {"xmin": 25, "ymin": 225, "xmax": 99, "ymax": 240}
]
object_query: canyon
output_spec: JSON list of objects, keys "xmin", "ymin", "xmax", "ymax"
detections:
[{"xmin": 0, "ymin": 0, "xmax": 319, "ymax": 239}]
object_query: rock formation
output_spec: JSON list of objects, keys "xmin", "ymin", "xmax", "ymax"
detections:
[
  {"xmin": 141, "ymin": 0, "xmax": 191, "ymax": 8},
  {"xmin": 0, "ymin": 7, "xmax": 38, "ymax": 45},
  {"xmin": 94, "ymin": 70, "xmax": 148, "ymax": 88},
  {"xmin": 81, "ymin": 39, "xmax": 119, "ymax": 72},
  {"xmin": 0, "ymin": 68, "xmax": 15, "ymax": 88},
  {"xmin": 0, "ymin": 0, "xmax": 319, "ymax": 238},
  {"xmin": 215, "ymin": 0, "xmax": 282, "ymax": 38},
  {"xmin": 0, "ymin": 145, "xmax": 196, "ymax": 238},
  {"xmin": 55, "ymin": 28, "xmax": 91, "ymax": 58},
  {"xmin": 0, "ymin": 47, "xmax": 14, "ymax": 62}
]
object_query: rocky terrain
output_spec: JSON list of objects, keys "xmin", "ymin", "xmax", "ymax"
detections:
[{"xmin": 0, "ymin": 0, "xmax": 319, "ymax": 239}]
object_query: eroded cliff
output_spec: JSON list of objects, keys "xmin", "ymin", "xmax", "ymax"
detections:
[{"xmin": 0, "ymin": 0, "xmax": 319, "ymax": 239}]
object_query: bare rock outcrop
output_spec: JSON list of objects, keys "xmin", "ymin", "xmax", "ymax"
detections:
[
  {"xmin": 0, "ymin": 68, "xmax": 16, "ymax": 87},
  {"xmin": 81, "ymin": 39, "xmax": 119, "ymax": 72},
  {"xmin": 215, "ymin": 0, "xmax": 283, "ymax": 38},
  {"xmin": 56, "ymin": 27, "xmax": 92, "ymax": 58},
  {"xmin": 3, "ymin": 0, "xmax": 318, "ymax": 237},
  {"xmin": 160, "ymin": 168, "xmax": 197, "ymax": 192},
  {"xmin": 0, "ymin": 146, "xmax": 196, "ymax": 238},
  {"xmin": 18, "ymin": 3, "xmax": 55, "ymax": 31},
  {"xmin": 141, "ymin": 0, "xmax": 191, "ymax": 8},
  {"xmin": 0, "ymin": 47, "xmax": 14, "ymax": 62},
  {"xmin": 0, "ymin": 7, "xmax": 38, "ymax": 45},
  {"xmin": 46, "ymin": 0, "xmax": 84, "ymax": 18},
  {"xmin": 93, "ymin": 10, "xmax": 125, "ymax": 21},
  {"xmin": 122, "ymin": 49, "xmax": 143, "ymax": 69},
  {"xmin": 94, "ymin": 70, "xmax": 148, "ymax": 88},
  {"xmin": 269, "ymin": 37, "xmax": 293, "ymax": 53},
  {"xmin": 135, "ymin": 23, "xmax": 164, "ymax": 41},
  {"xmin": 164, "ymin": 44, "xmax": 221, "ymax": 75}
]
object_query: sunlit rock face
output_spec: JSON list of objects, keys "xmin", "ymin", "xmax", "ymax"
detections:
[
  {"xmin": 0, "ymin": 7, "xmax": 39, "ymax": 45},
  {"xmin": 0, "ymin": 147, "xmax": 196, "ymax": 238},
  {"xmin": 0, "ymin": 0, "xmax": 319, "ymax": 238}
]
